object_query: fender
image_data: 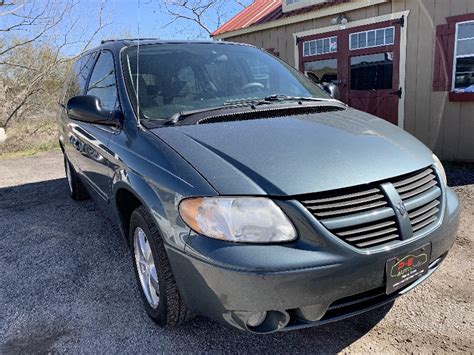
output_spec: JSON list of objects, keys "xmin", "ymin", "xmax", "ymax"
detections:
[{"xmin": 111, "ymin": 169, "xmax": 196, "ymax": 252}]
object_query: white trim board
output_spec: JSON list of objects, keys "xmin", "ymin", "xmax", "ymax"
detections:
[
  {"xmin": 213, "ymin": 0, "xmax": 389, "ymax": 40},
  {"xmin": 293, "ymin": 10, "xmax": 410, "ymax": 129}
]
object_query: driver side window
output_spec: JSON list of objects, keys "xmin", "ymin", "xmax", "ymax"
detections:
[{"xmin": 86, "ymin": 51, "xmax": 118, "ymax": 111}]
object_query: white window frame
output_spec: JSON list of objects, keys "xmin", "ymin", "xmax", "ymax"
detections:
[
  {"xmin": 349, "ymin": 26, "xmax": 395, "ymax": 50},
  {"xmin": 303, "ymin": 36, "xmax": 337, "ymax": 57},
  {"xmin": 452, "ymin": 20, "xmax": 474, "ymax": 91}
]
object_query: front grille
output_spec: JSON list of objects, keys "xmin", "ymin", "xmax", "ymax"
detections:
[
  {"xmin": 392, "ymin": 168, "xmax": 442, "ymax": 235},
  {"xmin": 299, "ymin": 166, "xmax": 442, "ymax": 249}
]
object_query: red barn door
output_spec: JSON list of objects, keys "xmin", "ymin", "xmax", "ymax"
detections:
[{"xmin": 299, "ymin": 20, "xmax": 403, "ymax": 125}]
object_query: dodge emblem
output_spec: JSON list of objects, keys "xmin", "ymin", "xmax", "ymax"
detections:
[{"xmin": 396, "ymin": 202, "xmax": 408, "ymax": 217}]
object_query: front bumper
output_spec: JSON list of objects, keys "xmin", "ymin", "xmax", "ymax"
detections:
[{"xmin": 166, "ymin": 187, "xmax": 460, "ymax": 333}]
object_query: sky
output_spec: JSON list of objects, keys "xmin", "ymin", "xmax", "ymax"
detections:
[{"xmin": 1, "ymin": 0, "xmax": 251, "ymax": 56}]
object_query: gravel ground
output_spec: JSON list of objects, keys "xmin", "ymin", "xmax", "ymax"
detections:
[{"xmin": 1, "ymin": 150, "xmax": 473, "ymax": 353}]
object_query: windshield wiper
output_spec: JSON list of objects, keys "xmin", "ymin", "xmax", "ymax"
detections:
[
  {"xmin": 164, "ymin": 95, "xmax": 335, "ymax": 125},
  {"xmin": 223, "ymin": 98, "xmax": 272, "ymax": 106},
  {"xmin": 165, "ymin": 107, "xmax": 221, "ymax": 125},
  {"xmin": 263, "ymin": 94, "xmax": 332, "ymax": 102},
  {"xmin": 165, "ymin": 100, "xmax": 271, "ymax": 125}
]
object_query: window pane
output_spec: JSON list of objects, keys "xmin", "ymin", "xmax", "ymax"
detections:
[
  {"xmin": 350, "ymin": 52, "xmax": 393, "ymax": 90},
  {"xmin": 358, "ymin": 32, "xmax": 366, "ymax": 48},
  {"xmin": 310, "ymin": 40, "xmax": 316, "ymax": 55},
  {"xmin": 304, "ymin": 58, "xmax": 338, "ymax": 84},
  {"xmin": 367, "ymin": 30, "xmax": 376, "ymax": 46},
  {"xmin": 456, "ymin": 38, "xmax": 474, "ymax": 56},
  {"xmin": 350, "ymin": 34, "xmax": 358, "ymax": 49},
  {"xmin": 323, "ymin": 38, "xmax": 330, "ymax": 53},
  {"xmin": 376, "ymin": 29, "xmax": 384, "ymax": 45},
  {"xmin": 316, "ymin": 39, "xmax": 322, "ymax": 54},
  {"xmin": 330, "ymin": 37, "xmax": 337, "ymax": 52},
  {"xmin": 351, "ymin": 27, "xmax": 395, "ymax": 50},
  {"xmin": 87, "ymin": 52, "xmax": 118, "ymax": 111},
  {"xmin": 303, "ymin": 42, "xmax": 310, "ymax": 56},
  {"xmin": 66, "ymin": 54, "xmax": 95, "ymax": 99},
  {"xmin": 454, "ymin": 56, "xmax": 474, "ymax": 89},
  {"xmin": 385, "ymin": 27, "xmax": 394, "ymax": 44},
  {"xmin": 458, "ymin": 22, "xmax": 474, "ymax": 39}
]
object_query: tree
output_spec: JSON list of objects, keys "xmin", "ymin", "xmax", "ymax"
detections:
[
  {"xmin": 0, "ymin": 0, "xmax": 109, "ymax": 128},
  {"xmin": 160, "ymin": 0, "xmax": 251, "ymax": 38}
]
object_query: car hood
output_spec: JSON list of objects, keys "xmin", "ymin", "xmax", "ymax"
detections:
[{"xmin": 151, "ymin": 108, "xmax": 433, "ymax": 196}]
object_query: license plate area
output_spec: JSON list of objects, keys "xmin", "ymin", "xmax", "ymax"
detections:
[{"xmin": 385, "ymin": 243, "xmax": 432, "ymax": 295}]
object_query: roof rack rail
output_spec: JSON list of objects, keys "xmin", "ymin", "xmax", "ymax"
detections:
[{"xmin": 101, "ymin": 38, "xmax": 159, "ymax": 44}]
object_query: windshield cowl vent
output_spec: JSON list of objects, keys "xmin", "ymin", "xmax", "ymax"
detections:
[{"xmin": 197, "ymin": 105, "xmax": 345, "ymax": 125}]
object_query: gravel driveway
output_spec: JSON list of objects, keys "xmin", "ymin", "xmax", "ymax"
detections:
[{"xmin": 1, "ymin": 150, "xmax": 473, "ymax": 353}]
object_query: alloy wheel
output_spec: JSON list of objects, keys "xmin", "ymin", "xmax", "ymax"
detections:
[{"xmin": 134, "ymin": 227, "xmax": 160, "ymax": 309}]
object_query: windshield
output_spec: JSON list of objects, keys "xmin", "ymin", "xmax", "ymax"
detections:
[{"xmin": 122, "ymin": 43, "xmax": 329, "ymax": 122}]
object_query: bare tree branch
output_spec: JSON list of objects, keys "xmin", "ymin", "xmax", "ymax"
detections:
[
  {"xmin": 160, "ymin": 0, "xmax": 251, "ymax": 38},
  {"xmin": 0, "ymin": 0, "xmax": 110, "ymax": 128}
]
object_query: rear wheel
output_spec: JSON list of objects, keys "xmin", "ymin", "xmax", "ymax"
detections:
[
  {"xmin": 130, "ymin": 206, "xmax": 193, "ymax": 327},
  {"xmin": 64, "ymin": 156, "xmax": 89, "ymax": 201}
]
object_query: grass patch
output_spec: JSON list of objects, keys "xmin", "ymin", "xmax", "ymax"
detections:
[
  {"xmin": 0, "ymin": 141, "xmax": 60, "ymax": 160},
  {"xmin": 0, "ymin": 118, "xmax": 59, "ymax": 160}
]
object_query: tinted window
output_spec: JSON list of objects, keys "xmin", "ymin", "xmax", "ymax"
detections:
[
  {"xmin": 304, "ymin": 58, "xmax": 338, "ymax": 84},
  {"xmin": 86, "ymin": 51, "xmax": 118, "ymax": 111},
  {"xmin": 350, "ymin": 52, "xmax": 393, "ymax": 90},
  {"xmin": 65, "ymin": 53, "xmax": 95, "ymax": 100},
  {"xmin": 123, "ymin": 43, "xmax": 328, "ymax": 121}
]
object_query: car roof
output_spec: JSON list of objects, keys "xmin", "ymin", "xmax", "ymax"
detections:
[{"xmin": 88, "ymin": 38, "xmax": 249, "ymax": 53}]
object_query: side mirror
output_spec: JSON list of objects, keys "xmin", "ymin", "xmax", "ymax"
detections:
[
  {"xmin": 66, "ymin": 95, "xmax": 121, "ymax": 126},
  {"xmin": 322, "ymin": 83, "xmax": 340, "ymax": 100},
  {"xmin": 306, "ymin": 72, "xmax": 321, "ymax": 84}
]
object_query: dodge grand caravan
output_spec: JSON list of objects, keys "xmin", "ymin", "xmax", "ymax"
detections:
[{"xmin": 58, "ymin": 39, "xmax": 460, "ymax": 334}]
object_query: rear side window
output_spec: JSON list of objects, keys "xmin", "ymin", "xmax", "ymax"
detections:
[
  {"xmin": 65, "ymin": 53, "xmax": 95, "ymax": 100},
  {"xmin": 86, "ymin": 51, "xmax": 118, "ymax": 111}
]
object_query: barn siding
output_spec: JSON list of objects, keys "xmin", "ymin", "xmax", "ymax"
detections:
[{"xmin": 223, "ymin": 0, "xmax": 474, "ymax": 161}]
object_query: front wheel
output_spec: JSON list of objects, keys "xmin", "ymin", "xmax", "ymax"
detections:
[
  {"xmin": 130, "ymin": 206, "xmax": 193, "ymax": 327},
  {"xmin": 64, "ymin": 156, "xmax": 89, "ymax": 201}
]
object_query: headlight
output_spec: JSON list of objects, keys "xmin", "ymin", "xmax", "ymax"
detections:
[
  {"xmin": 179, "ymin": 197, "xmax": 297, "ymax": 243},
  {"xmin": 432, "ymin": 153, "xmax": 447, "ymax": 187}
]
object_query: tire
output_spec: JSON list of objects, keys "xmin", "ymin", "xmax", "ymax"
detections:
[
  {"xmin": 64, "ymin": 155, "xmax": 90, "ymax": 201},
  {"xmin": 130, "ymin": 206, "xmax": 193, "ymax": 327}
]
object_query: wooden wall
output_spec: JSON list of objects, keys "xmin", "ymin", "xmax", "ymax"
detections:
[
  {"xmin": 394, "ymin": 0, "xmax": 474, "ymax": 162},
  {"xmin": 224, "ymin": 0, "xmax": 474, "ymax": 161}
]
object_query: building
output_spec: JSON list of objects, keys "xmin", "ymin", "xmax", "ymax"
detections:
[{"xmin": 212, "ymin": 0, "xmax": 474, "ymax": 162}]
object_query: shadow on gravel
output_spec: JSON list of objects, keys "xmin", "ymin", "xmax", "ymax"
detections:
[
  {"xmin": 445, "ymin": 163, "xmax": 474, "ymax": 187},
  {"xmin": 1, "ymin": 178, "xmax": 392, "ymax": 353}
]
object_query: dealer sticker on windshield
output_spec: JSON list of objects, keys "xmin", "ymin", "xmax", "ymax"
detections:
[{"xmin": 385, "ymin": 243, "xmax": 431, "ymax": 295}]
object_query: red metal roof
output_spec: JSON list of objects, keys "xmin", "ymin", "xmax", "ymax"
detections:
[
  {"xmin": 212, "ymin": 0, "xmax": 350, "ymax": 37},
  {"xmin": 211, "ymin": 0, "xmax": 282, "ymax": 36}
]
